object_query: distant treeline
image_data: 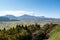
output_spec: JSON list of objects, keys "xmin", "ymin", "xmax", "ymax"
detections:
[{"xmin": 0, "ymin": 23, "xmax": 58, "ymax": 40}]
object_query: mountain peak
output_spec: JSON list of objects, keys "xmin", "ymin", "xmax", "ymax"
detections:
[
  {"xmin": 22, "ymin": 14, "xmax": 31, "ymax": 16},
  {"xmin": 5, "ymin": 15, "xmax": 17, "ymax": 20},
  {"xmin": 5, "ymin": 15, "xmax": 15, "ymax": 17}
]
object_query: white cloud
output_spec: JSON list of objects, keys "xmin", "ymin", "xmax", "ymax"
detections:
[{"xmin": 0, "ymin": 10, "xmax": 36, "ymax": 16}]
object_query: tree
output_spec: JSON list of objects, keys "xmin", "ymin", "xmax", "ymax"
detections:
[
  {"xmin": 3, "ymin": 28, "xmax": 6, "ymax": 33},
  {"xmin": 24, "ymin": 25, "xmax": 28, "ymax": 30},
  {"xmin": 16, "ymin": 25, "xmax": 21, "ymax": 33},
  {"xmin": 35, "ymin": 23, "xmax": 40, "ymax": 30},
  {"xmin": 28, "ymin": 24, "xmax": 36, "ymax": 33}
]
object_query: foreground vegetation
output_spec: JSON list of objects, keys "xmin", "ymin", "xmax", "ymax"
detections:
[
  {"xmin": 0, "ymin": 23, "xmax": 58, "ymax": 40},
  {"xmin": 48, "ymin": 24, "xmax": 60, "ymax": 40}
]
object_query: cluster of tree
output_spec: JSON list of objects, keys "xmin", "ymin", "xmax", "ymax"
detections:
[{"xmin": 0, "ymin": 23, "xmax": 58, "ymax": 40}]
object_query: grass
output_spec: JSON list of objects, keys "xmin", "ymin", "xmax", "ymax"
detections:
[{"xmin": 48, "ymin": 25, "xmax": 60, "ymax": 40}]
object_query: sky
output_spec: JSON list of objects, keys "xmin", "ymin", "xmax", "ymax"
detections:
[{"xmin": 0, "ymin": 0, "xmax": 60, "ymax": 18}]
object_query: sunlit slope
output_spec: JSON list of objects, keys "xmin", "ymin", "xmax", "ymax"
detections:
[{"xmin": 48, "ymin": 25, "xmax": 60, "ymax": 40}]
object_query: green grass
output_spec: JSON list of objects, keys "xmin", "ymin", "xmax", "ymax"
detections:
[{"xmin": 48, "ymin": 25, "xmax": 60, "ymax": 40}]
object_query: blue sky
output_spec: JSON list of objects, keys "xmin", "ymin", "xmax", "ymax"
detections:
[{"xmin": 0, "ymin": 0, "xmax": 60, "ymax": 18}]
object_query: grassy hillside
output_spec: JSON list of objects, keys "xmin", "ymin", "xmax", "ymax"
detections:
[{"xmin": 48, "ymin": 24, "xmax": 60, "ymax": 40}]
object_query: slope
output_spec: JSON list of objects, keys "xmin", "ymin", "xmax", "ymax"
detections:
[{"xmin": 48, "ymin": 24, "xmax": 60, "ymax": 40}]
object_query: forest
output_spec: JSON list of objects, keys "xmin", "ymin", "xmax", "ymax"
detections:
[
  {"xmin": 0, "ymin": 23, "xmax": 58, "ymax": 40},
  {"xmin": 0, "ymin": 23, "xmax": 57, "ymax": 40}
]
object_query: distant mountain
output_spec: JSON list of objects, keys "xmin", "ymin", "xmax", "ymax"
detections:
[
  {"xmin": 17, "ymin": 14, "xmax": 38, "ymax": 21},
  {"xmin": 0, "ymin": 14, "xmax": 60, "ymax": 22},
  {"xmin": 0, "ymin": 15, "xmax": 18, "ymax": 21},
  {"xmin": 0, "ymin": 16, "xmax": 10, "ymax": 21},
  {"xmin": 5, "ymin": 15, "xmax": 17, "ymax": 20},
  {"xmin": 17, "ymin": 14, "xmax": 60, "ymax": 22}
]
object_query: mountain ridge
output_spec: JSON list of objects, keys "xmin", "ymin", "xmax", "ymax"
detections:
[{"xmin": 0, "ymin": 14, "xmax": 60, "ymax": 22}]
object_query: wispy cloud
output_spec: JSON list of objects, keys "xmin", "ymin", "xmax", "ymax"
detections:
[{"xmin": 0, "ymin": 10, "xmax": 36, "ymax": 16}]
